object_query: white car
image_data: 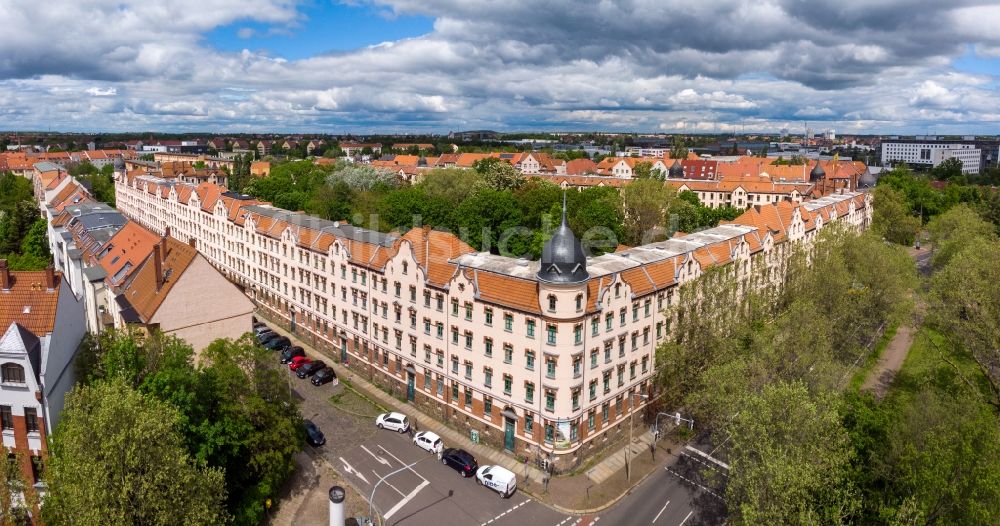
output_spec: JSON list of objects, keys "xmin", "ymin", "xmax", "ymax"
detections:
[
  {"xmin": 475, "ymin": 465, "xmax": 517, "ymax": 498},
  {"xmin": 413, "ymin": 431, "xmax": 443, "ymax": 453},
  {"xmin": 375, "ymin": 412, "xmax": 410, "ymax": 433}
]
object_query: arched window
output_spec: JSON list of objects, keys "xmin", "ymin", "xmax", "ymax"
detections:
[
  {"xmin": 575, "ymin": 294, "xmax": 583, "ymax": 311},
  {"xmin": 1, "ymin": 363, "xmax": 25, "ymax": 384},
  {"xmin": 547, "ymin": 295, "xmax": 557, "ymax": 311}
]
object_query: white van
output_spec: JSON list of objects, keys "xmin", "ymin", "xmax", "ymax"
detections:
[{"xmin": 475, "ymin": 465, "xmax": 517, "ymax": 498}]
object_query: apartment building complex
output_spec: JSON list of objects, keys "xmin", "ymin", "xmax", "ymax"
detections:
[
  {"xmin": 114, "ymin": 173, "xmax": 871, "ymax": 470},
  {"xmin": 880, "ymin": 138, "xmax": 981, "ymax": 174}
]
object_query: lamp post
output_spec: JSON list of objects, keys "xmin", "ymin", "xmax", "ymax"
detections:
[{"xmin": 627, "ymin": 389, "xmax": 671, "ymax": 482}]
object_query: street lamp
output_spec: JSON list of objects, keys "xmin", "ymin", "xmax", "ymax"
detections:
[{"xmin": 626, "ymin": 392, "xmax": 648, "ymax": 482}]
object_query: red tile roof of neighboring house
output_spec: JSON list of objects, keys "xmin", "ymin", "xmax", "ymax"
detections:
[{"xmin": 0, "ymin": 265, "xmax": 62, "ymax": 336}]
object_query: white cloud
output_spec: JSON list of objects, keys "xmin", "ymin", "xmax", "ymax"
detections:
[{"xmin": 0, "ymin": 0, "xmax": 996, "ymax": 132}]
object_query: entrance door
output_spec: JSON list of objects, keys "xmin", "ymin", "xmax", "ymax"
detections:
[
  {"xmin": 340, "ymin": 338, "xmax": 348, "ymax": 363},
  {"xmin": 504, "ymin": 417, "xmax": 516, "ymax": 452},
  {"xmin": 289, "ymin": 310, "xmax": 296, "ymax": 332},
  {"xmin": 407, "ymin": 373, "xmax": 415, "ymax": 402}
]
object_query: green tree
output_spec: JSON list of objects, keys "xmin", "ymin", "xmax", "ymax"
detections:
[
  {"xmin": 669, "ymin": 136, "xmax": 688, "ymax": 159},
  {"xmin": 451, "ymin": 189, "xmax": 528, "ymax": 255},
  {"xmin": 725, "ymin": 381, "xmax": 857, "ymax": 526},
  {"xmin": 0, "ymin": 449, "xmax": 38, "ymax": 526},
  {"xmin": 924, "ymin": 205, "xmax": 997, "ymax": 269},
  {"xmin": 931, "ymin": 157, "xmax": 963, "ymax": 181},
  {"xmin": 473, "ymin": 157, "xmax": 525, "ymax": 191},
  {"xmin": 621, "ymin": 178, "xmax": 676, "ymax": 244},
  {"xmin": 43, "ymin": 380, "xmax": 227, "ymax": 526},
  {"xmin": 871, "ymin": 185, "xmax": 920, "ymax": 246},
  {"xmin": 0, "ymin": 201, "xmax": 40, "ymax": 255},
  {"xmin": 632, "ymin": 161, "xmax": 654, "ymax": 179}
]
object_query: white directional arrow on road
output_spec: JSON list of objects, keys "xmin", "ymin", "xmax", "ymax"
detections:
[
  {"xmin": 340, "ymin": 457, "xmax": 370, "ymax": 485},
  {"xmin": 361, "ymin": 445, "xmax": 392, "ymax": 467}
]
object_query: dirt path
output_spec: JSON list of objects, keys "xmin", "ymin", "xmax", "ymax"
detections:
[{"xmin": 861, "ymin": 324, "xmax": 916, "ymax": 399}]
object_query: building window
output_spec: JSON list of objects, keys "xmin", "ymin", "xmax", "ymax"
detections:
[
  {"xmin": 605, "ymin": 313, "xmax": 613, "ymax": 331},
  {"xmin": 603, "ymin": 371, "xmax": 611, "ymax": 394},
  {"xmin": 591, "ymin": 317, "xmax": 599, "ymax": 336},
  {"xmin": 602, "ymin": 403, "xmax": 609, "ymax": 423},
  {"xmin": 574, "ymin": 324, "xmax": 582, "ymax": 345},
  {"xmin": 484, "ymin": 396, "xmax": 492, "ymax": 416},
  {"xmin": 424, "ymin": 369, "xmax": 431, "ymax": 390},
  {"xmin": 465, "ymin": 303, "xmax": 473, "ymax": 320},
  {"xmin": 465, "ymin": 387, "xmax": 473, "ymax": 408},
  {"xmin": 525, "ymin": 413, "xmax": 534, "ymax": 435},
  {"xmin": 504, "ymin": 345, "xmax": 513, "ymax": 364},
  {"xmin": 525, "ymin": 382, "xmax": 535, "ymax": 403},
  {"xmin": 619, "ymin": 308, "xmax": 626, "ymax": 326},
  {"xmin": 484, "ymin": 368, "xmax": 493, "ymax": 388},
  {"xmin": 545, "ymin": 390, "xmax": 555, "ymax": 412},
  {"xmin": 546, "ymin": 357, "xmax": 556, "ymax": 378},
  {"xmin": 485, "ymin": 308, "xmax": 493, "ymax": 326},
  {"xmin": 485, "ymin": 338, "xmax": 494, "ymax": 358},
  {"xmin": 576, "ymin": 294, "xmax": 583, "ymax": 311},
  {"xmin": 573, "ymin": 355, "xmax": 582, "ymax": 378},
  {"xmin": 572, "ymin": 389, "xmax": 580, "ymax": 411},
  {"xmin": 452, "ymin": 298, "xmax": 459, "ymax": 316},
  {"xmin": 589, "ymin": 380, "xmax": 597, "ymax": 401},
  {"xmin": 588, "ymin": 410, "xmax": 596, "ymax": 431},
  {"xmin": 545, "ymin": 423, "xmax": 554, "ymax": 443},
  {"xmin": 526, "ymin": 319, "xmax": 535, "ymax": 338},
  {"xmin": 451, "ymin": 356, "xmax": 459, "ymax": 374},
  {"xmin": 464, "ymin": 361, "xmax": 473, "ymax": 379},
  {"xmin": 546, "ymin": 325, "xmax": 557, "ymax": 345},
  {"xmin": 1, "ymin": 363, "xmax": 24, "ymax": 384},
  {"xmin": 504, "ymin": 314, "xmax": 513, "ymax": 332},
  {"xmin": 548, "ymin": 295, "xmax": 557, "ymax": 311},
  {"xmin": 503, "ymin": 374, "xmax": 513, "ymax": 396},
  {"xmin": 0, "ymin": 406, "xmax": 11, "ymax": 430},
  {"xmin": 452, "ymin": 383, "xmax": 459, "ymax": 402}
]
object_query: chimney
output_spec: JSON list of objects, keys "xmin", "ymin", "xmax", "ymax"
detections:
[
  {"xmin": 188, "ymin": 237, "xmax": 196, "ymax": 248},
  {"xmin": 164, "ymin": 226, "xmax": 171, "ymax": 239},
  {"xmin": 0, "ymin": 259, "xmax": 9, "ymax": 291},
  {"xmin": 153, "ymin": 243, "xmax": 164, "ymax": 291},
  {"xmin": 44, "ymin": 265, "xmax": 56, "ymax": 290},
  {"xmin": 160, "ymin": 237, "xmax": 169, "ymax": 263}
]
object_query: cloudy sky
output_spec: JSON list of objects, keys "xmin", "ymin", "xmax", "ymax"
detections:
[{"xmin": 2, "ymin": 0, "xmax": 1000, "ymax": 134}]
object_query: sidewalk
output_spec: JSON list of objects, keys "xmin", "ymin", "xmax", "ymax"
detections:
[{"xmin": 261, "ymin": 315, "xmax": 684, "ymax": 513}]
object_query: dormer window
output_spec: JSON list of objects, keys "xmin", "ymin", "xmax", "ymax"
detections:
[
  {"xmin": 548, "ymin": 295, "xmax": 557, "ymax": 312},
  {"xmin": 1, "ymin": 363, "xmax": 25, "ymax": 384}
]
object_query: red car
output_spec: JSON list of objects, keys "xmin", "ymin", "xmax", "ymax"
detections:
[{"xmin": 289, "ymin": 356, "xmax": 312, "ymax": 371}]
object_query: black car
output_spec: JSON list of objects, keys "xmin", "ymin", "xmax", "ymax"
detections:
[
  {"xmin": 304, "ymin": 419, "xmax": 326, "ymax": 446},
  {"xmin": 263, "ymin": 336, "xmax": 291, "ymax": 351},
  {"xmin": 280, "ymin": 346, "xmax": 305, "ymax": 364},
  {"xmin": 257, "ymin": 330, "xmax": 278, "ymax": 343},
  {"xmin": 441, "ymin": 448, "xmax": 478, "ymax": 477},
  {"xmin": 311, "ymin": 367, "xmax": 337, "ymax": 386},
  {"xmin": 296, "ymin": 360, "xmax": 327, "ymax": 378}
]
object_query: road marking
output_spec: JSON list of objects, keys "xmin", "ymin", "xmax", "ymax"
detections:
[
  {"xmin": 554, "ymin": 516, "xmax": 579, "ymax": 526},
  {"xmin": 379, "ymin": 445, "xmax": 428, "ymax": 482},
  {"xmin": 340, "ymin": 457, "xmax": 369, "ymax": 485},
  {"xmin": 361, "ymin": 444, "xmax": 392, "ymax": 466},
  {"xmin": 373, "ymin": 470, "xmax": 407, "ymax": 497},
  {"xmin": 383, "ymin": 479, "xmax": 429, "ymax": 520},
  {"xmin": 678, "ymin": 511, "xmax": 693, "ymax": 526},
  {"xmin": 680, "ymin": 452, "xmax": 729, "ymax": 477},
  {"xmin": 480, "ymin": 499, "xmax": 530, "ymax": 526},
  {"xmin": 651, "ymin": 500, "xmax": 670, "ymax": 524},
  {"xmin": 665, "ymin": 467, "xmax": 724, "ymax": 501},
  {"xmin": 684, "ymin": 445, "xmax": 730, "ymax": 470}
]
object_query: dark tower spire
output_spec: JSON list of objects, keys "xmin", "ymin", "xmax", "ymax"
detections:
[{"xmin": 537, "ymin": 192, "xmax": 589, "ymax": 284}]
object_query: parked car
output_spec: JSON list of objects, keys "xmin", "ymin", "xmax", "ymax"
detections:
[
  {"xmin": 375, "ymin": 412, "xmax": 410, "ymax": 433},
  {"xmin": 280, "ymin": 346, "xmax": 305, "ymax": 364},
  {"xmin": 311, "ymin": 368, "xmax": 338, "ymax": 386},
  {"xmin": 475, "ymin": 465, "xmax": 517, "ymax": 498},
  {"xmin": 289, "ymin": 356, "xmax": 312, "ymax": 371},
  {"xmin": 304, "ymin": 419, "xmax": 326, "ymax": 446},
  {"xmin": 257, "ymin": 330, "xmax": 278, "ymax": 343},
  {"xmin": 441, "ymin": 448, "xmax": 478, "ymax": 477},
  {"xmin": 263, "ymin": 336, "xmax": 291, "ymax": 351},
  {"xmin": 253, "ymin": 324, "xmax": 270, "ymax": 336},
  {"xmin": 413, "ymin": 431, "xmax": 443, "ymax": 454},
  {"xmin": 296, "ymin": 360, "xmax": 327, "ymax": 378}
]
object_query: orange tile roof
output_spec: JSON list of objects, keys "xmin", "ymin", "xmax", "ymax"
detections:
[
  {"xmin": 0, "ymin": 267, "xmax": 62, "ymax": 336},
  {"xmin": 98, "ymin": 222, "xmax": 160, "ymax": 286},
  {"xmin": 120, "ymin": 238, "xmax": 198, "ymax": 322},
  {"xmin": 473, "ymin": 271, "xmax": 539, "ymax": 314},
  {"xmin": 399, "ymin": 227, "xmax": 475, "ymax": 287},
  {"xmin": 565, "ymin": 158, "xmax": 598, "ymax": 175}
]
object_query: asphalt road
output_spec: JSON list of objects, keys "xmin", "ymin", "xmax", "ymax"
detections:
[{"xmin": 279, "ymin": 342, "xmax": 726, "ymax": 526}]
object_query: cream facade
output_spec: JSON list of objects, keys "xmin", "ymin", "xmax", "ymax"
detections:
[{"xmin": 114, "ymin": 172, "xmax": 871, "ymax": 471}]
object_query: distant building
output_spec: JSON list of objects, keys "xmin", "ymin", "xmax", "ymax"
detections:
[
  {"xmin": 448, "ymin": 130, "xmax": 499, "ymax": 141},
  {"xmin": 880, "ymin": 139, "xmax": 981, "ymax": 174}
]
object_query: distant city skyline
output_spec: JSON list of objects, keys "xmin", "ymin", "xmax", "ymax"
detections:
[{"xmin": 1, "ymin": 1, "xmax": 999, "ymax": 134}]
